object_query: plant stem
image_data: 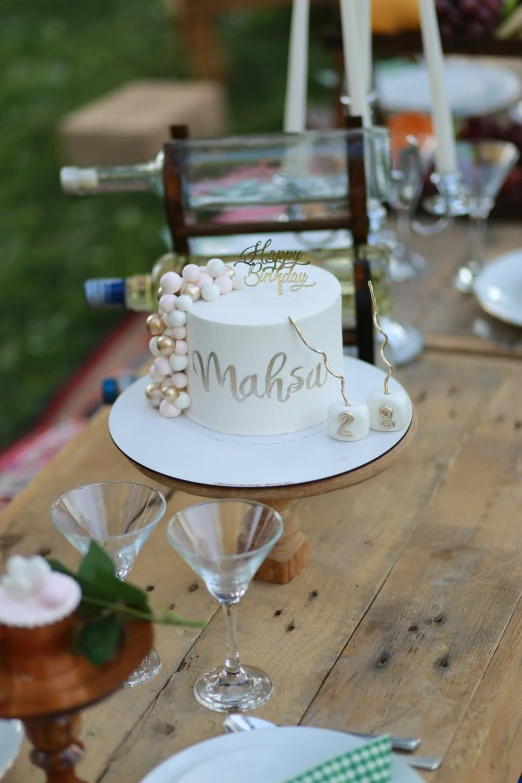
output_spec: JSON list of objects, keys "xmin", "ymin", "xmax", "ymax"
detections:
[{"xmin": 81, "ymin": 596, "xmax": 204, "ymax": 627}]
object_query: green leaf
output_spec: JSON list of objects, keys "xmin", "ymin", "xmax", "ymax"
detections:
[
  {"xmin": 77, "ymin": 541, "xmax": 150, "ymax": 612},
  {"xmin": 77, "ymin": 540, "xmax": 115, "ymax": 580},
  {"xmin": 72, "ymin": 613, "xmax": 122, "ymax": 667}
]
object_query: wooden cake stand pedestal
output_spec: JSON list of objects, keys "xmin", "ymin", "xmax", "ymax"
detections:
[{"xmin": 124, "ymin": 408, "xmax": 417, "ymax": 585}]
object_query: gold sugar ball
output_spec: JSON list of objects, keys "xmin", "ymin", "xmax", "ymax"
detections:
[
  {"xmin": 223, "ymin": 265, "xmax": 235, "ymax": 279},
  {"xmin": 162, "ymin": 385, "xmax": 178, "ymax": 401},
  {"xmin": 156, "ymin": 286, "xmax": 164, "ymax": 301},
  {"xmin": 157, "ymin": 335, "xmax": 175, "ymax": 355},
  {"xmin": 146, "ymin": 314, "xmax": 165, "ymax": 336},
  {"xmin": 180, "ymin": 282, "xmax": 201, "ymax": 302},
  {"xmin": 145, "ymin": 383, "xmax": 163, "ymax": 408}
]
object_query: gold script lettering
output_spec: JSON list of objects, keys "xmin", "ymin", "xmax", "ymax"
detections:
[
  {"xmin": 265, "ymin": 352, "xmax": 289, "ymax": 402},
  {"xmin": 306, "ymin": 363, "xmax": 328, "ymax": 390}
]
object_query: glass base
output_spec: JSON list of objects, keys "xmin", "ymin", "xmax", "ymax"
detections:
[
  {"xmin": 453, "ymin": 263, "xmax": 481, "ymax": 294},
  {"xmin": 194, "ymin": 665, "xmax": 274, "ymax": 713},
  {"xmin": 123, "ymin": 647, "xmax": 162, "ymax": 688},
  {"xmin": 380, "ymin": 317, "xmax": 424, "ymax": 366}
]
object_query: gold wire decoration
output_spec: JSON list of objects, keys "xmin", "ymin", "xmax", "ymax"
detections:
[
  {"xmin": 368, "ymin": 281, "xmax": 393, "ymax": 395},
  {"xmin": 288, "ymin": 316, "xmax": 350, "ymax": 406}
]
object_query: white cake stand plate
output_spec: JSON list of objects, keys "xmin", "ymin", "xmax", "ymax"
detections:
[{"xmin": 109, "ymin": 357, "xmax": 417, "ymax": 584}]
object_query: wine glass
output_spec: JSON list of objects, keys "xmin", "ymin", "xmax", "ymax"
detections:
[
  {"xmin": 50, "ymin": 481, "xmax": 166, "ymax": 687},
  {"xmin": 166, "ymin": 500, "xmax": 283, "ymax": 712},
  {"xmin": 452, "ymin": 140, "xmax": 519, "ymax": 293},
  {"xmin": 389, "ymin": 134, "xmax": 436, "ymax": 281}
]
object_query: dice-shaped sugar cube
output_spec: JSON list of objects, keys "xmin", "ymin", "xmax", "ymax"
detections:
[
  {"xmin": 327, "ymin": 401, "xmax": 370, "ymax": 442},
  {"xmin": 366, "ymin": 389, "xmax": 412, "ymax": 432}
]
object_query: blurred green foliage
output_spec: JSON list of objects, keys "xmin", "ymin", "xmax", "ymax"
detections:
[{"xmin": 0, "ymin": 0, "xmax": 333, "ymax": 448}]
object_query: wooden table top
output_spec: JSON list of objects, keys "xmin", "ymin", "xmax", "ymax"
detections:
[{"xmin": 2, "ymin": 222, "xmax": 522, "ymax": 783}]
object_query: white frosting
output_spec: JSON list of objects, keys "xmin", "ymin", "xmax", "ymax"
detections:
[{"xmin": 185, "ymin": 265, "xmax": 343, "ymax": 436}]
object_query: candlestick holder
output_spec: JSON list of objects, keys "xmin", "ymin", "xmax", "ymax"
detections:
[{"xmin": 0, "ymin": 616, "xmax": 153, "ymax": 783}]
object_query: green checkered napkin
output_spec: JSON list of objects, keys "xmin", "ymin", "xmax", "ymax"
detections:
[{"xmin": 282, "ymin": 735, "xmax": 392, "ymax": 783}]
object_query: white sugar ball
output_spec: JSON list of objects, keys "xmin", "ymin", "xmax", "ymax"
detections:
[
  {"xmin": 198, "ymin": 272, "xmax": 213, "ymax": 288},
  {"xmin": 176, "ymin": 295, "xmax": 193, "ymax": 312},
  {"xmin": 182, "ymin": 264, "xmax": 200, "ymax": 283},
  {"xmin": 169, "ymin": 354, "xmax": 188, "ymax": 372},
  {"xmin": 171, "ymin": 372, "xmax": 188, "ymax": 389},
  {"xmin": 159, "ymin": 400, "xmax": 181, "ymax": 418},
  {"xmin": 214, "ymin": 275, "xmax": 233, "ymax": 294},
  {"xmin": 163, "ymin": 327, "xmax": 175, "ymax": 337},
  {"xmin": 159, "ymin": 294, "xmax": 177, "ymax": 313},
  {"xmin": 149, "ymin": 369, "xmax": 166, "ymax": 384},
  {"xmin": 206, "ymin": 258, "xmax": 226, "ymax": 278},
  {"xmin": 160, "ymin": 272, "xmax": 182, "ymax": 294},
  {"xmin": 202, "ymin": 283, "xmax": 220, "ymax": 302},
  {"xmin": 162, "ymin": 313, "xmax": 172, "ymax": 326},
  {"xmin": 172, "ymin": 326, "xmax": 187, "ymax": 339},
  {"xmin": 165, "ymin": 309, "xmax": 187, "ymax": 328},
  {"xmin": 233, "ymin": 274, "xmax": 247, "ymax": 290},
  {"xmin": 174, "ymin": 340, "xmax": 188, "ymax": 355},
  {"xmin": 174, "ymin": 391, "xmax": 190, "ymax": 410},
  {"xmin": 154, "ymin": 356, "xmax": 171, "ymax": 376},
  {"xmin": 149, "ymin": 337, "xmax": 161, "ymax": 357}
]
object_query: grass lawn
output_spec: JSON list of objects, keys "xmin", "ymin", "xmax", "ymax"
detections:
[{"xmin": 0, "ymin": 0, "xmax": 334, "ymax": 449}]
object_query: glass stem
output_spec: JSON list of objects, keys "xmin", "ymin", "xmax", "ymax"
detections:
[
  {"xmin": 468, "ymin": 215, "xmax": 487, "ymax": 274},
  {"xmin": 222, "ymin": 603, "xmax": 241, "ymax": 676},
  {"xmin": 396, "ymin": 205, "xmax": 412, "ymax": 254}
]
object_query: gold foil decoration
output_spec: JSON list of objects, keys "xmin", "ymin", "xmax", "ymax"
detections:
[
  {"xmin": 368, "ymin": 281, "xmax": 393, "ymax": 395},
  {"xmin": 180, "ymin": 282, "xmax": 201, "ymax": 302},
  {"xmin": 157, "ymin": 335, "xmax": 175, "ymax": 355},
  {"xmin": 288, "ymin": 317, "xmax": 349, "ymax": 406},
  {"xmin": 156, "ymin": 286, "xmax": 164, "ymax": 301},
  {"xmin": 146, "ymin": 314, "xmax": 165, "ymax": 336}
]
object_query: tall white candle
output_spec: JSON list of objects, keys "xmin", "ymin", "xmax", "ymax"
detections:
[
  {"xmin": 283, "ymin": 0, "xmax": 310, "ymax": 133},
  {"xmin": 358, "ymin": 0, "xmax": 373, "ymax": 95},
  {"xmin": 418, "ymin": 0, "xmax": 457, "ymax": 174},
  {"xmin": 340, "ymin": 0, "xmax": 370, "ymax": 126}
]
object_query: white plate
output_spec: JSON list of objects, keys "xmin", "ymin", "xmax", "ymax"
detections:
[
  {"xmin": 0, "ymin": 720, "xmax": 23, "ymax": 779},
  {"xmin": 109, "ymin": 358, "xmax": 412, "ymax": 488},
  {"xmin": 474, "ymin": 248, "xmax": 522, "ymax": 327},
  {"xmin": 140, "ymin": 727, "xmax": 424, "ymax": 783},
  {"xmin": 376, "ymin": 58, "xmax": 521, "ymax": 117}
]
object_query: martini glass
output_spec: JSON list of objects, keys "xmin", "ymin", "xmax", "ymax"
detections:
[
  {"xmin": 166, "ymin": 500, "xmax": 283, "ymax": 712},
  {"xmin": 452, "ymin": 140, "xmax": 519, "ymax": 293},
  {"xmin": 389, "ymin": 134, "xmax": 436, "ymax": 281},
  {"xmin": 50, "ymin": 481, "xmax": 166, "ymax": 687}
]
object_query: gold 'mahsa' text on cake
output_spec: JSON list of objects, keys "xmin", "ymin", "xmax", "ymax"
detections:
[{"xmin": 192, "ymin": 351, "xmax": 327, "ymax": 403}]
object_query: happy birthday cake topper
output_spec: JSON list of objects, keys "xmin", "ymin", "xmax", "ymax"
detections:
[{"xmin": 240, "ymin": 239, "xmax": 316, "ymax": 295}]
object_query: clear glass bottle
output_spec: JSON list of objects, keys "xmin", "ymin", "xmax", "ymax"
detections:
[
  {"xmin": 60, "ymin": 128, "xmax": 391, "ymax": 207},
  {"xmin": 61, "ymin": 152, "xmax": 164, "ymax": 196}
]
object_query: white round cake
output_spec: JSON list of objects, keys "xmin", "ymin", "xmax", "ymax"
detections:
[{"xmin": 185, "ymin": 265, "xmax": 343, "ymax": 436}]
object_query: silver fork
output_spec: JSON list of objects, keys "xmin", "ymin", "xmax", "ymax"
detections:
[{"xmin": 223, "ymin": 715, "xmax": 441, "ymax": 772}]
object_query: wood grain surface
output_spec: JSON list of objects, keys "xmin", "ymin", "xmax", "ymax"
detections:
[{"xmin": 2, "ymin": 223, "xmax": 522, "ymax": 782}]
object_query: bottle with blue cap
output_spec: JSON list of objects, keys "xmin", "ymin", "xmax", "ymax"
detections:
[{"xmin": 84, "ymin": 253, "xmax": 181, "ymax": 311}]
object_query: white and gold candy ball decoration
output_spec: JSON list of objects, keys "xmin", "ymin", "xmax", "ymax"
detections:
[{"xmin": 145, "ymin": 258, "xmax": 244, "ymax": 418}]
